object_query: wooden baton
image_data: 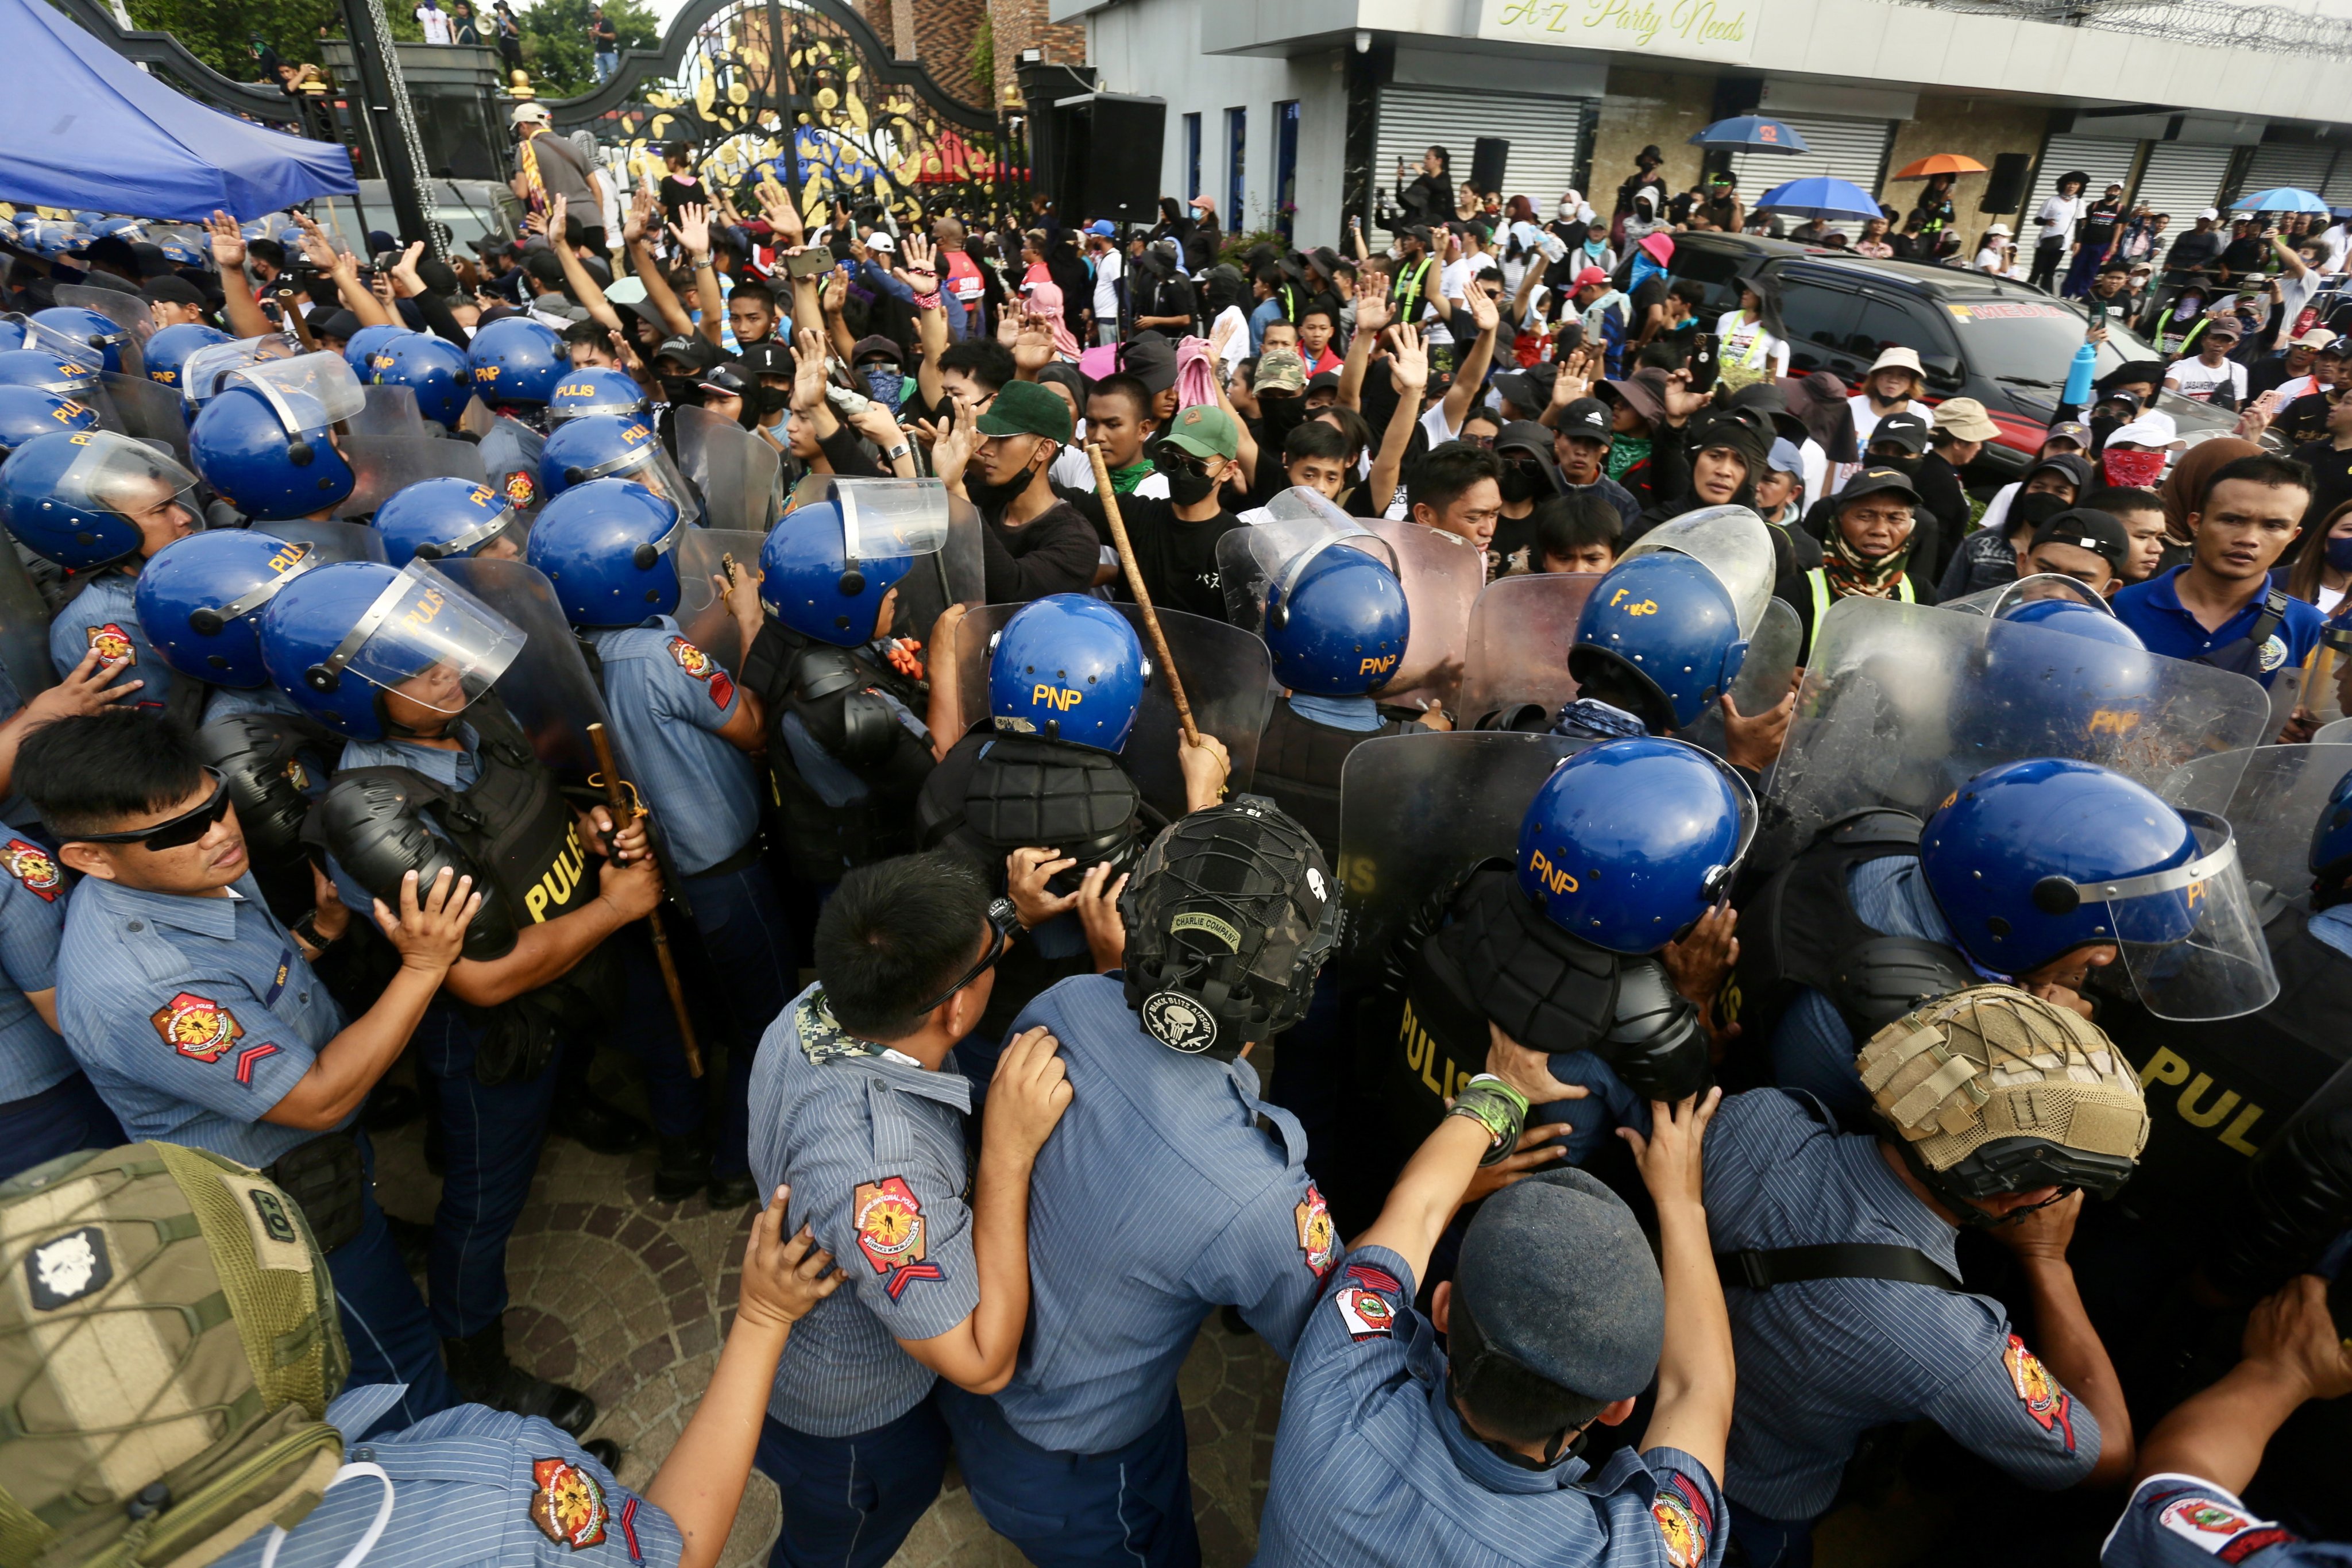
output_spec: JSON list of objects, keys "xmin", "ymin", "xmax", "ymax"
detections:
[
  {"xmin": 585, "ymin": 721, "xmax": 703, "ymax": 1077},
  {"xmin": 1087, "ymin": 440, "xmax": 1200, "ymax": 748}
]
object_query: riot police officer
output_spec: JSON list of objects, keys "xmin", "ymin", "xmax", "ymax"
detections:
[
  {"xmin": 261, "ymin": 558, "xmax": 665, "ymax": 1434},
  {"xmin": 1735, "ymin": 757, "xmax": 2276, "ymax": 1126},
  {"xmin": 1350, "ymin": 736, "xmax": 1745, "ymax": 1215},
  {"xmin": 739, "ymin": 491, "xmax": 940, "ymax": 886},
  {"xmin": 0, "ymin": 797, "xmax": 121, "ymax": 1181},
  {"xmin": 528, "ymin": 478, "xmax": 785, "ymax": 1207},
  {"xmin": 139, "ymin": 320, "xmax": 232, "ymax": 397},
  {"xmin": 936, "ymin": 799, "xmax": 1338, "ymax": 1568},
  {"xmin": 0, "ymin": 384, "xmax": 98, "ymax": 455},
  {"xmin": 539, "ymin": 411, "xmax": 702, "ymax": 523},
  {"xmin": 373, "ymin": 476, "xmax": 528, "ymax": 567},
  {"xmin": 188, "ymin": 350, "xmax": 366, "ymax": 523},
  {"xmin": 345, "ymin": 323, "xmax": 408, "ymax": 379},
  {"xmin": 367, "ymin": 331, "xmax": 473, "ymax": 434},
  {"xmin": 469, "ymin": 316, "xmax": 569, "ymax": 512},
  {"xmin": 1701, "ymin": 986, "xmax": 2148, "ymax": 1563},
  {"xmin": 2, "ymin": 428, "xmax": 203, "ymax": 713},
  {"xmin": 20, "ymin": 708, "xmax": 479, "ymax": 1425},
  {"xmin": 549, "ymin": 365, "xmax": 652, "ymax": 426}
]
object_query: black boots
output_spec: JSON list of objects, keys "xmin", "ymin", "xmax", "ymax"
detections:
[{"xmin": 443, "ymin": 1320, "xmax": 597, "ymax": 1438}]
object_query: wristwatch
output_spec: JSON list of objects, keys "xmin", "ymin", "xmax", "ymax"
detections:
[
  {"xmin": 289, "ymin": 908, "xmax": 340, "ymax": 956},
  {"xmin": 885, "ymin": 441, "xmax": 913, "ymax": 462}
]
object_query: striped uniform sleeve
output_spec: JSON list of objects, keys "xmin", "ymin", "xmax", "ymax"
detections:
[
  {"xmin": 76, "ymin": 958, "xmax": 319, "ymax": 1122},
  {"xmin": 1198, "ymin": 1167, "xmax": 1338, "ymax": 1358},
  {"xmin": 790, "ymin": 1094, "xmax": 979, "ymax": 1343},
  {"xmin": 1640, "ymin": 1449, "xmax": 1729, "ymax": 1568},
  {"xmin": 646, "ymin": 632, "xmax": 741, "ymax": 733},
  {"xmin": 1910, "ymin": 1303, "xmax": 2100, "ymax": 1489},
  {"xmin": 2102, "ymin": 1476, "xmax": 2348, "ymax": 1568},
  {"xmin": 0, "ymin": 848, "xmax": 64, "ymax": 991}
]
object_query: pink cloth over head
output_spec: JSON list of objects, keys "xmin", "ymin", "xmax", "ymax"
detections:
[
  {"xmin": 1079, "ymin": 343, "xmax": 1119, "ymax": 380},
  {"xmin": 1022, "ymin": 279, "xmax": 1082, "ymax": 360},
  {"xmin": 1174, "ymin": 335, "xmax": 1219, "ymax": 410}
]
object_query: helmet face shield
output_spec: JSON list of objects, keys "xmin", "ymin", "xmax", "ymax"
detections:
[
  {"xmin": 310, "ymin": 560, "xmax": 524, "ymax": 718},
  {"xmin": 182, "ymin": 335, "xmax": 301, "ymax": 408},
  {"xmin": 229, "ymin": 352, "xmax": 367, "ymax": 438},
  {"xmin": 2079, "ymin": 810, "xmax": 2277, "ymax": 1021},
  {"xmin": 837, "ymin": 477, "xmax": 953, "ymax": 563},
  {"xmin": 55, "ymin": 430, "xmax": 201, "ymax": 530}
]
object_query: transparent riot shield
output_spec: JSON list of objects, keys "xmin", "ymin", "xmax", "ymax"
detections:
[
  {"xmin": 431, "ymin": 556, "xmax": 624, "ymax": 783},
  {"xmin": 350, "ymin": 384, "xmax": 428, "ymax": 440},
  {"xmin": 54, "ymin": 285, "xmax": 153, "ymax": 380},
  {"xmin": 949, "ymin": 602, "xmax": 1275, "ymax": 817},
  {"xmin": 2160, "ymin": 743, "xmax": 2352, "ymax": 906},
  {"xmin": 1679, "ymin": 597, "xmax": 1806, "ymax": 754},
  {"xmin": 476, "ymin": 412, "xmax": 548, "ymax": 515},
  {"xmin": 1617, "ymin": 504, "xmax": 1776, "ymax": 636},
  {"xmin": 1217, "ymin": 492, "xmax": 1397, "ymax": 635},
  {"xmin": 1457, "ymin": 574, "xmax": 1601, "ymax": 727},
  {"xmin": 2318, "ymin": 717, "xmax": 2352, "ymax": 745},
  {"xmin": 1362, "ymin": 517, "xmax": 1483, "ymax": 714},
  {"xmin": 1334, "ymin": 731, "xmax": 1590, "ymax": 982},
  {"xmin": 673, "ymin": 405, "xmax": 781, "ymax": 532},
  {"xmin": 673, "ymin": 527, "xmax": 767, "ymax": 674},
  {"xmin": 0, "ymin": 542, "xmax": 56, "ymax": 702},
  {"xmin": 96, "ymin": 372, "xmax": 190, "ymax": 465},
  {"xmin": 335, "ymin": 436, "xmax": 490, "ymax": 520},
  {"xmin": 1764, "ymin": 596, "xmax": 2274, "ymax": 864},
  {"xmin": 262, "ymin": 519, "xmax": 388, "ymax": 566},
  {"xmin": 793, "ymin": 476, "xmax": 983, "ymax": 651},
  {"xmin": 1939, "ymin": 573, "xmax": 2115, "ymax": 618}
]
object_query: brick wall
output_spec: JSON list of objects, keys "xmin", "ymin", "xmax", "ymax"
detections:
[
  {"xmin": 988, "ymin": 0, "xmax": 1084, "ymax": 107},
  {"xmin": 907, "ymin": 0, "xmax": 988, "ymax": 110}
]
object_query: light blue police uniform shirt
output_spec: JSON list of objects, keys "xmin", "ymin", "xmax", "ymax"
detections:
[
  {"xmin": 747, "ymin": 983, "xmax": 980, "ymax": 1438},
  {"xmin": 991, "ymin": 974, "xmax": 1330, "ymax": 1454},
  {"xmin": 2111, "ymin": 565, "xmax": 2325, "ymax": 689},
  {"xmin": 49, "ymin": 569, "xmax": 169, "ymax": 712},
  {"xmin": 585, "ymin": 617, "xmax": 759, "ymax": 875},
  {"xmin": 1254, "ymin": 1243, "xmax": 1728, "ymax": 1568},
  {"xmin": 1702, "ymin": 1089, "xmax": 2099, "ymax": 1522},
  {"xmin": 214, "ymin": 1384, "xmax": 685, "ymax": 1568},
  {"xmin": 58, "ymin": 872, "xmax": 344, "ymax": 1169},
  {"xmin": 2309, "ymin": 903, "xmax": 2352, "ymax": 961},
  {"xmin": 2100, "ymin": 1475, "xmax": 2352, "ymax": 1568},
  {"xmin": 0, "ymin": 818, "xmax": 74, "ymax": 1102},
  {"xmin": 1770, "ymin": 854, "xmax": 1965, "ymax": 1123}
]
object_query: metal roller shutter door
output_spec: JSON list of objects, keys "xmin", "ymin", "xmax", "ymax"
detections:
[
  {"xmin": 1729, "ymin": 115, "xmax": 1892, "ymax": 239},
  {"xmin": 2323, "ymin": 159, "xmax": 2352, "ymax": 207},
  {"xmin": 2133, "ymin": 142, "xmax": 2233, "ymax": 226},
  {"xmin": 1372, "ymin": 87, "xmax": 1588, "ymax": 247},
  {"xmin": 2026, "ymin": 136, "xmax": 2138, "ymax": 229},
  {"xmin": 2237, "ymin": 144, "xmax": 2337, "ymax": 205}
]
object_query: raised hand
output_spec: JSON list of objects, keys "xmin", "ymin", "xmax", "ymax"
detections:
[
  {"xmin": 791, "ymin": 326, "xmax": 830, "ymax": 413},
  {"xmin": 207, "ymin": 210, "xmax": 246, "ymax": 270},
  {"xmin": 623, "ymin": 184, "xmax": 653, "ymax": 247},
  {"xmin": 1388, "ymin": 323, "xmax": 1430, "ymax": 394},
  {"xmin": 669, "ymin": 201, "xmax": 711, "ymax": 262},
  {"xmin": 1014, "ymin": 312, "xmax": 1055, "ymax": 374},
  {"xmin": 376, "ymin": 866, "xmax": 482, "ymax": 974},
  {"xmin": 391, "ymin": 242, "xmax": 427, "ymax": 298},
  {"xmin": 1353, "ymin": 292, "xmax": 1395, "ymax": 338}
]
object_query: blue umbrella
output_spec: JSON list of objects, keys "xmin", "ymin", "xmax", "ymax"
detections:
[
  {"xmin": 1689, "ymin": 116, "xmax": 1811, "ymax": 153},
  {"xmin": 1754, "ymin": 175, "xmax": 1884, "ymax": 221},
  {"xmin": 2233, "ymin": 186, "xmax": 2330, "ymax": 215}
]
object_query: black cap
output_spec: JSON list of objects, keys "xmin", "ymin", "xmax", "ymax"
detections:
[
  {"xmin": 1724, "ymin": 380, "xmax": 1808, "ymax": 446},
  {"xmin": 698, "ymin": 362, "xmax": 751, "ymax": 397},
  {"xmin": 143, "ymin": 275, "xmax": 207, "ymax": 308},
  {"xmin": 1118, "ymin": 334, "xmax": 1177, "ymax": 395},
  {"xmin": 655, "ymin": 335, "xmax": 723, "ymax": 373},
  {"xmin": 2030, "ymin": 507, "xmax": 2130, "ymax": 568},
  {"xmin": 1456, "ymin": 1168, "xmax": 1664, "ymax": 1407},
  {"xmin": 310, "ymin": 308, "xmax": 361, "ymax": 343},
  {"xmin": 76, "ymin": 234, "xmax": 138, "ymax": 272},
  {"xmin": 1556, "ymin": 396, "xmax": 1613, "ymax": 440},
  {"xmin": 736, "ymin": 339, "xmax": 794, "ymax": 380},
  {"xmin": 1835, "ymin": 465, "xmax": 1921, "ymax": 505},
  {"xmin": 1491, "ymin": 366, "xmax": 1552, "ymax": 415},
  {"xmin": 416, "ymin": 257, "xmax": 460, "ymax": 295},
  {"xmin": 523, "ymin": 250, "xmax": 566, "ymax": 286},
  {"xmin": 1867, "ymin": 410, "xmax": 1931, "ymax": 455},
  {"xmin": 849, "ymin": 333, "xmax": 902, "ymax": 365},
  {"xmin": 1304, "ymin": 370, "xmax": 1341, "ymax": 398},
  {"xmin": 2026, "ymin": 453, "xmax": 2094, "ymax": 493},
  {"xmin": 1689, "ymin": 406, "xmax": 1771, "ymax": 472}
]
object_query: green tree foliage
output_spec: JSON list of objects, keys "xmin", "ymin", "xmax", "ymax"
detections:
[
  {"xmin": 512, "ymin": 0, "xmax": 661, "ymax": 97},
  {"xmin": 121, "ymin": 0, "xmax": 372, "ymax": 82},
  {"xmin": 968, "ymin": 14, "xmax": 993, "ymax": 106}
]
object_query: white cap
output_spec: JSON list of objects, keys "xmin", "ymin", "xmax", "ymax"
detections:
[
  {"xmin": 511, "ymin": 101, "xmax": 551, "ymax": 125},
  {"xmin": 2199, "ymin": 207, "xmax": 2219, "ymax": 221},
  {"xmin": 867, "ymin": 231, "xmax": 897, "ymax": 252},
  {"xmin": 2106, "ymin": 411, "xmax": 2180, "ymax": 449},
  {"xmin": 1983, "ymin": 222, "xmax": 2011, "ymax": 235}
]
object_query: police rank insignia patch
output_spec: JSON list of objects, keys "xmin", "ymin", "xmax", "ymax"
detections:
[
  {"xmin": 0, "ymin": 839, "xmax": 61, "ymax": 901},
  {"xmin": 1650, "ymin": 1473, "xmax": 1713, "ymax": 1568},
  {"xmin": 1334, "ymin": 1287, "xmax": 1393, "ymax": 1341},
  {"xmin": 528, "ymin": 1456, "xmax": 609, "ymax": 1549},
  {"xmin": 667, "ymin": 636, "xmax": 736, "ymax": 708},
  {"xmin": 1294, "ymin": 1183, "xmax": 1335, "ymax": 1277},
  {"xmin": 86, "ymin": 623, "xmax": 135, "ymax": 664},
  {"xmin": 852, "ymin": 1175, "xmax": 944, "ymax": 1299},
  {"xmin": 2154, "ymin": 1490, "xmax": 2293, "ymax": 1559},
  {"xmin": 504, "ymin": 469, "xmax": 536, "ymax": 508},
  {"xmin": 152, "ymin": 992, "xmax": 245, "ymax": 1063},
  {"xmin": 2003, "ymin": 1334, "xmax": 2076, "ymax": 1450}
]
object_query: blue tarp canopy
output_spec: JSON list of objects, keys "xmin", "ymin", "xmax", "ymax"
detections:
[{"xmin": 0, "ymin": 0, "xmax": 356, "ymax": 222}]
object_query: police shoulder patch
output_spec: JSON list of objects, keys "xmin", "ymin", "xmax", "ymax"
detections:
[
  {"xmin": 1651, "ymin": 1473, "xmax": 1713, "ymax": 1568},
  {"xmin": 2152, "ymin": 1489, "xmax": 2296, "ymax": 1561},
  {"xmin": 667, "ymin": 636, "xmax": 736, "ymax": 708},
  {"xmin": 0, "ymin": 838, "xmax": 62, "ymax": 901},
  {"xmin": 1333, "ymin": 1285, "xmax": 1394, "ymax": 1341},
  {"xmin": 1293, "ymin": 1182, "xmax": 1334, "ymax": 1277},
  {"xmin": 150, "ymin": 991, "xmax": 245, "ymax": 1063},
  {"xmin": 86, "ymin": 622, "xmax": 135, "ymax": 665},
  {"xmin": 852, "ymin": 1175, "xmax": 945, "ymax": 1299},
  {"xmin": 2002, "ymin": 1334, "xmax": 2076, "ymax": 1451},
  {"xmin": 503, "ymin": 469, "xmax": 536, "ymax": 508},
  {"xmin": 528, "ymin": 1455, "xmax": 608, "ymax": 1550}
]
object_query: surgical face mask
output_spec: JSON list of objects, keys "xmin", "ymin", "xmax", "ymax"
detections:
[
  {"xmin": 2327, "ymin": 535, "xmax": 2352, "ymax": 571},
  {"xmin": 863, "ymin": 366, "xmax": 905, "ymax": 407}
]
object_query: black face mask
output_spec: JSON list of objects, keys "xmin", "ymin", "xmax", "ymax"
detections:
[
  {"xmin": 661, "ymin": 374, "xmax": 702, "ymax": 407},
  {"xmin": 1872, "ymin": 451, "xmax": 1923, "ymax": 477},
  {"xmin": 1498, "ymin": 462, "xmax": 1543, "ymax": 504},
  {"xmin": 1163, "ymin": 469, "xmax": 1219, "ymax": 506}
]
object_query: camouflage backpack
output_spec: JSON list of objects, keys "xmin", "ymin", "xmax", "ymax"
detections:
[{"xmin": 0, "ymin": 1143, "xmax": 350, "ymax": 1568}]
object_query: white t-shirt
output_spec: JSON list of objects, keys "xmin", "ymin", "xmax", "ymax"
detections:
[
  {"xmin": 2320, "ymin": 582, "xmax": 2346, "ymax": 617},
  {"xmin": 1716, "ymin": 309, "xmax": 1790, "ymax": 379},
  {"xmin": 1091, "ymin": 249, "xmax": 1121, "ymax": 321},
  {"xmin": 2165, "ymin": 356, "xmax": 2247, "ymax": 404},
  {"xmin": 1976, "ymin": 246, "xmax": 2006, "ymax": 273},
  {"xmin": 1049, "ymin": 442, "xmax": 1169, "ymax": 498},
  {"xmin": 2038, "ymin": 194, "xmax": 2083, "ymax": 248},
  {"xmin": 416, "ymin": 5, "xmax": 453, "ymax": 42},
  {"xmin": 1849, "ymin": 394, "xmax": 1909, "ymax": 447}
]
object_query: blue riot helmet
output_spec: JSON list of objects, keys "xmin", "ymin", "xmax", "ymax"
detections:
[
  {"xmin": 179, "ymin": 335, "xmax": 300, "ymax": 411},
  {"xmin": 527, "ymin": 479, "xmax": 685, "ymax": 626},
  {"xmin": 92, "ymin": 217, "xmax": 142, "ymax": 241},
  {"xmin": 368, "ymin": 332, "xmax": 472, "ymax": 430},
  {"xmin": 188, "ymin": 352, "xmax": 365, "ymax": 520},
  {"xmin": 31, "ymin": 307, "xmax": 130, "ymax": 376},
  {"xmin": 466, "ymin": 315, "xmax": 566, "ymax": 408},
  {"xmin": 2312, "ymin": 760, "xmax": 2352, "ymax": 901},
  {"xmin": 1261, "ymin": 539, "xmax": 1410, "ymax": 696},
  {"xmin": 0, "ymin": 430, "xmax": 201, "ymax": 570},
  {"xmin": 987, "ymin": 594, "xmax": 1149, "ymax": 752},
  {"xmin": 143, "ymin": 322, "xmax": 233, "ymax": 392},
  {"xmin": 0, "ymin": 313, "xmax": 101, "ymax": 362},
  {"xmin": 74, "ymin": 212, "xmax": 105, "ymax": 230},
  {"xmin": 549, "ymin": 366, "xmax": 652, "ymax": 426},
  {"xmin": 259, "ymin": 559, "xmax": 526, "ymax": 741},
  {"xmin": 1513, "ymin": 736, "xmax": 1755, "ymax": 954},
  {"xmin": 343, "ymin": 324, "xmax": 407, "ymax": 379},
  {"xmin": 0, "ymin": 349, "xmax": 99, "ymax": 400},
  {"xmin": 1566, "ymin": 552, "xmax": 1746, "ymax": 732},
  {"xmin": 1921, "ymin": 758, "xmax": 2275, "ymax": 1021},
  {"xmin": 758, "ymin": 492, "xmax": 946, "ymax": 648},
  {"xmin": 373, "ymin": 477, "xmax": 526, "ymax": 566},
  {"xmin": 540, "ymin": 412, "xmax": 698, "ymax": 522},
  {"xmin": 0, "ymin": 385, "xmax": 98, "ymax": 453},
  {"xmin": 156, "ymin": 236, "xmax": 207, "ymax": 269},
  {"xmin": 1996, "ymin": 596, "xmax": 2146, "ymax": 651},
  {"xmin": 134, "ymin": 529, "xmax": 320, "ymax": 688}
]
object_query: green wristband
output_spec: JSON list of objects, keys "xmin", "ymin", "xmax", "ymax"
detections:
[{"xmin": 1447, "ymin": 1073, "xmax": 1531, "ymax": 1166}]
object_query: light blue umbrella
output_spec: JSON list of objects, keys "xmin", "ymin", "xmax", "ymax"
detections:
[
  {"xmin": 1753, "ymin": 175, "xmax": 1884, "ymax": 221},
  {"xmin": 2233, "ymin": 186, "xmax": 2330, "ymax": 214},
  {"xmin": 1688, "ymin": 116, "xmax": 1811, "ymax": 153}
]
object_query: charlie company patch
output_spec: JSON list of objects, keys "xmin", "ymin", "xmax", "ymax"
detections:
[
  {"xmin": 151, "ymin": 991, "xmax": 245, "ymax": 1063},
  {"xmin": 528, "ymin": 1457, "xmax": 608, "ymax": 1549}
]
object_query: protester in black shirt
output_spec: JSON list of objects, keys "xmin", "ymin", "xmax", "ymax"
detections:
[
  {"xmin": 936, "ymin": 380, "xmax": 1102, "ymax": 602},
  {"xmin": 1103, "ymin": 404, "xmax": 1249, "ymax": 622},
  {"xmin": 2291, "ymin": 391, "xmax": 2352, "ymax": 528},
  {"xmin": 2218, "ymin": 218, "xmax": 2268, "ymax": 280}
]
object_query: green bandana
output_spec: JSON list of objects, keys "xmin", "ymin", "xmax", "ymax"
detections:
[
  {"xmin": 1605, "ymin": 433, "xmax": 1650, "ymax": 484},
  {"xmin": 1109, "ymin": 458, "xmax": 1157, "ymax": 495}
]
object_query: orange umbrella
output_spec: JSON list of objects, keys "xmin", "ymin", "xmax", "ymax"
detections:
[{"xmin": 1892, "ymin": 154, "xmax": 1988, "ymax": 180}]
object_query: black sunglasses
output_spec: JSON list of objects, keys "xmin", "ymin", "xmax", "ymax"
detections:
[
  {"xmin": 71, "ymin": 770, "xmax": 232, "ymax": 852},
  {"xmin": 909, "ymin": 901, "xmax": 1020, "ymax": 1016},
  {"xmin": 1153, "ymin": 445, "xmax": 1215, "ymax": 478}
]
